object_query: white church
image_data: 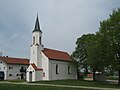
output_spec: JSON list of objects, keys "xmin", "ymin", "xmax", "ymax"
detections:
[
  {"xmin": 0, "ymin": 16, "xmax": 77, "ymax": 82},
  {"xmin": 26, "ymin": 16, "xmax": 77, "ymax": 82}
]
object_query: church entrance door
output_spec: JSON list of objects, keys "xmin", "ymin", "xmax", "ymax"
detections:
[
  {"xmin": 29, "ymin": 71, "xmax": 32, "ymax": 82},
  {"xmin": 0, "ymin": 71, "xmax": 4, "ymax": 80}
]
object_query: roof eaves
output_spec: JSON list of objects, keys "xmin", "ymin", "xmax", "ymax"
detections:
[{"xmin": 49, "ymin": 58, "xmax": 72, "ymax": 62}]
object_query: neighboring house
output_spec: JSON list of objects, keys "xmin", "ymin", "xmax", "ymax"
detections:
[
  {"xmin": 26, "ymin": 16, "xmax": 77, "ymax": 82},
  {"xmin": 0, "ymin": 56, "xmax": 29, "ymax": 80}
]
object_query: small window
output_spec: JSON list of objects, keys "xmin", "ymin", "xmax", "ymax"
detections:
[
  {"xmin": 9, "ymin": 74, "xmax": 12, "ymax": 76},
  {"xmin": 4, "ymin": 67, "xmax": 5, "ymax": 70},
  {"xmin": 43, "ymin": 72, "xmax": 45, "ymax": 77},
  {"xmin": 16, "ymin": 74, "xmax": 19, "ymax": 76},
  {"xmin": 9, "ymin": 66, "xmax": 13, "ymax": 69},
  {"xmin": 20, "ymin": 66, "xmax": 26, "ymax": 69},
  {"xmin": 0, "ymin": 61, "xmax": 2, "ymax": 63},
  {"xmin": 33, "ymin": 36, "xmax": 35, "ymax": 44},
  {"xmin": 39, "ymin": 37, "xmax": 41, "ymax": 44},
  {"xmin": 21, "ymin": 67, "xmax": 24, "ymax": 69},
  {"xmin": 68, "ymin": 65, "xmax": 71, "ymax": 74},
  {"xmin": 56, "ymin": 64, "xmax": 59, "ymax": 74}
]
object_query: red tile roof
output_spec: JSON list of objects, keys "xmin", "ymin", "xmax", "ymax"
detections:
[
  {"xmin": 43, "ymin": 48, "xmax": 72, "ymax": 62},
  {"xmin": 31, "ymin": 63, "xmax": 43, "ymax": 71},
  {"xmin": 0, "ymin": 56, "xmax": 29, "ymax": 65}
]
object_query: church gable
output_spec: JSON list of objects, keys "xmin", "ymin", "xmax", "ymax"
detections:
[{"xmin": 42, "ymin": 48, "xmax": 72, "ymax": 62}]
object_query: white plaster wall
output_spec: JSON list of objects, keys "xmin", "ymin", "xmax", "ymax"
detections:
[
  {"xmin": 0, "ymin": 60, "xmax": 7, "ymax": 80},
  {"xmin": 30, "ymin": 46, "xmax": 42, "ymax": 68},
  {"xmin": 41, "ymin": 52, "xmax": 49, "ymax": 80},
  {"xmin": 35, "ymin": 70, "xmax": 43, "ymax": 81},
  {"xmin": 7, "ymin": 64, "xmax": 28, "ymax": 80},
  {"xmin": 49, "ymin": 60, "xmax": 77, "ymax": 80}
]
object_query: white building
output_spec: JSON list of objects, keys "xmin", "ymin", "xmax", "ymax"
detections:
[
  {"xmin": 0, "ymin": 56, "xmax": 29, "ymax": 80},
  {"xmin": 26, "ymin": 16, "xmax": 77, "ymax": 82}
]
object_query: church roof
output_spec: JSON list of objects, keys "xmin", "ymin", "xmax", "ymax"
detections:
[
  {"xmin": 31, "ymin": 63, "xmax": 43, "ymax": 71},
  {"xmin": 32, "ymin": 15, "xmax": 42, "ymax": 33},
  {"xmin": 0, "ymin": 56, "xmax": 29, "ymax": 65},
  {"xmin": 43, "ymin": 48, "xmax": 72, "ymax": 62}
]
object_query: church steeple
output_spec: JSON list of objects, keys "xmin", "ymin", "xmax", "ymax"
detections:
[
  {"xmin": 33, "ymin": 15, "xmax": 42, "ymax": 33},
  {"xmin": 30, "ymin": 15, "xmax": 43, "ymax": 68}
]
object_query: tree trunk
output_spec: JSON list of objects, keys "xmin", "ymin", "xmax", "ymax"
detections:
[
  {"xmin": 77, "ymin": 68, "xmax": 80, "ymax": 80},
  {"xmin": 84, "ymin": 67, "xmax": 88, "ymax": 76},
  {"xmin": 118, "ymin": 70, "xmax": 120, "ymax": 85},
  {"xmin": 93, "ymin": 69, "xmax": 96, "ymax": 81}
]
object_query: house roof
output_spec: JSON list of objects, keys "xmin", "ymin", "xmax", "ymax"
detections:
[
  {"xmin": 31, "ymin": 63, "xmax": 43, "ymax": 71},
  {"xmin": 43, "ymin": 48, "xmax": 72, "ymax": 62},
  {"xmin": 0, "ymin": 56, "xmax": 29, "ymax": 65}
]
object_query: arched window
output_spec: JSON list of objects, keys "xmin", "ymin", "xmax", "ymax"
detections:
[
  {"xmin": 43, "ymin": 72, "xmax": 45, "ymax": 77},
  {"xmin": 39, "ymin": 37, "xmax": 41, "ymax": 45},
  {"xmin": 56, "ymin": 64, "xmax": 59, "ymax": 74},
  {"xmin": 33, "ymin": 36, "xmax": 35, "ymax": 44},
  {"xmin": 68, "ymin": 65, "xmax": 71, "ymax": 74}
]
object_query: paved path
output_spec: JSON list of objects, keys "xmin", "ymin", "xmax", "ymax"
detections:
[
  {"xmin": 84, "ymin": 78, "xmax": 118, "ymax": 84},
  {"xmin": 0, "ymin": 81, "xmax": 120, "ymax": 90}
]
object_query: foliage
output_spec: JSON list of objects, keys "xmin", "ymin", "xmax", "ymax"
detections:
[
  {"xmin": 72, "ymin": 34, "xmax": 96, "ymax": 75},
  {"xmin": 72, "ymin": 8, "xmax": 120, "ymax": 83},
  {"xmin": 98, "ymin": 8, "xmax": 120, "ymax": 84}
]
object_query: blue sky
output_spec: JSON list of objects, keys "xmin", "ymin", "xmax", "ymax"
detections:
[{"xmin": 0, "ymin": 0, "xmax": 120, "ymax": 58}]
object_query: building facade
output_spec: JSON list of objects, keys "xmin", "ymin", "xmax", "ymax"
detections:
[{"xmin": 0, "ymin": 56, "xmax": 29, "ymax": 80}]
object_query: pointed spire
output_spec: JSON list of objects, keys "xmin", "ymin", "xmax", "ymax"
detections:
[{"xmin": 33, "ymin": 15, "xmax": 42, "ymax": 33}]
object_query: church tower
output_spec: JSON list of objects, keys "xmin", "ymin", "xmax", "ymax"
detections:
[{"xmin": 30, "ymin": 15, "xmax": 43, "ymax": 68}]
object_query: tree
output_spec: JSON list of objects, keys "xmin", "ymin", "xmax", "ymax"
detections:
[
  {"xmin": 72, "ymin": 32, "xmax": 111, "ymax": 81},
  {"xmin": 71, "ymin": 57, "xmax": 81, "ymax": 80},
  {"xmin": 98, "ymin": 8, "xmax": 120, "ymax": 84},
  {"xmin": 87, "ymin": 33, "xmax": 110, "ymax": 81},
  {"xmin": 72, "ymin": 34, "xmax": 96, "ymax": 78}
]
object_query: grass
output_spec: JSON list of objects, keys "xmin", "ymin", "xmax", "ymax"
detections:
[
  {"xmin": 0, "ymin": 83, "xmax": 90, "ymax": 90},
  {"xmin": 35, "ymin": 79, "xmax": 120, "ymax": 88},
  {"xmin": 0, "ymin": 79, "xmax": 120, "ymax": 90}
]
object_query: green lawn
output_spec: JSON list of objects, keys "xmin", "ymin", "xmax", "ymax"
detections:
[
  {"xmin": 0, "ymin": 83, "xmax": 90, "ymax": 90},
  {"xmin": 0, "ymin": 79, "xmax": 120, "ymax": 90},
  {"xmin": 35, "ymin": 79, "xmax": 120, "ymax": 88}
]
